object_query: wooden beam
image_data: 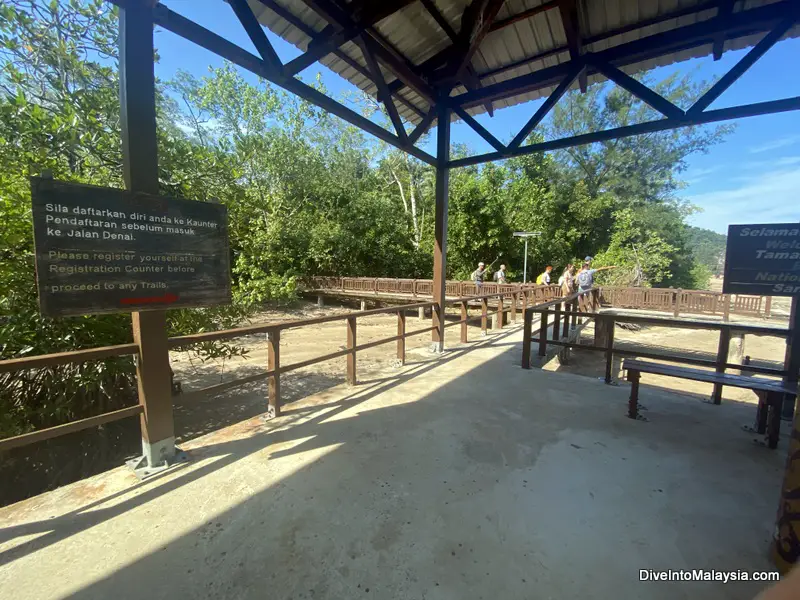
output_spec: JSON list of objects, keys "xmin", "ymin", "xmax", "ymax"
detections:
[
  {"xmin": 297, "ymin": 0, "xmax": 437, "ymax": 102},
  {"xmin": 587, "ymin": 56, "xmax": 685, "ymax": 120},
  {"xmin": 356, "ymin": 36, "xmax": 408, "ymax": 143},
  {"xmin": 559, "ymin": 0, "xmax": 586, "ymax": 92},
  {"xmin": 508, "ymin": 61, "xmax": 585, "ymax": 149},
  {"xmin": 490, "ymin": 0, "xmax": 560, "ymax": 31},
  {"xmin": 228, "ymin": 0, "xmax": 283, "ymax": 75},
  {"xmin": 452, "ymin": 105, "xmax": 506, "ymax": 153},
  {"xmin": 419, "ymin": 0, "xmax": 494, "ymax": 116},
  {"xmin": 689, "ymin": 16, "xmax": 798, "ymax": 114},
  {"xmin": 449, "ymin": 0, "xmax": 507, "ymax": 82},
  {"xmin": 256, "ymin": 0, "xmax": 426, "ymax": 119},
  {"xmin": 153, "ymin": 4, "xmax": 436, "ymax": 164},
  {"xmin": 432, "ymin": 99, "xmax": 451, "ymax": 351},
  {"xmin": 713, "ymin": 0, "xmax": 736, "ymax": 60},
  {"xmin": 448, "ymin": 96, "xmax": 800, "ymax": 169},
  {"xmin": 284, "ymin": 24, "xmax": 363, "ymax": 76},
  {"xmin": 408, "ymin": 106, "xmax": 437, "ymax": 145},
  {"xmin": 454, "ymin": 1, "xmax": 792, "ymax": 110}
]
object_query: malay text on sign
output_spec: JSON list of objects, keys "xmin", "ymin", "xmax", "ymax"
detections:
[
  {"xmin": 723, "ymin": 223, "xmax": 800, "ymax": 296},
  {"xmin": 31, "ymin": 177, "xmax": 231, "ymax": 317}
]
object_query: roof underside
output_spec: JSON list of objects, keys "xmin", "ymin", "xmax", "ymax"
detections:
[{"xmin": 250, "ymin": 0, "xmax": 799, "ymax": 126}]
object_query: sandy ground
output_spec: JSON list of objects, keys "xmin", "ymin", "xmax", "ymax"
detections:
[{"xmin": 169, "ymin": 301, "xmax": 486, "ymax": 443}]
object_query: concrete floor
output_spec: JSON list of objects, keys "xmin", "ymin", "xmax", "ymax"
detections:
[{"xmin": 0, "ymin": 324, "xmax": 787, "ymax": 600}]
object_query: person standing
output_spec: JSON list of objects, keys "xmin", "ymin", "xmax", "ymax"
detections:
[
  {"xmin": 558, "ymin": 263, "xmax": 575, "ymax": 296},
  {"xmin": 472, "ymin": 262, "xmax": 486, "ymax": 292},
  {"xmin": 536, "ymin": 265, "xmax": 553, "ymax": 285},
  {"xmin": 576, "ymin": 262, "xmax": 616, "ymax": 293},
  {"xmin": 493, "ymin": 264, "xmax": 507, "ymax": 284}
]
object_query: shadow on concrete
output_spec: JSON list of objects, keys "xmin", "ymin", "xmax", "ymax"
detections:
[{"xmin": 0, "ymin": 323, "xmax": 787, "ymax": 600}]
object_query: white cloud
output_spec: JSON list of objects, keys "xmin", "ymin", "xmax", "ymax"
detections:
[
  {"xmin": 685, "ymin": 165, "xmax": 800, "ymax": 232},
  {"xmin": 745, "ymin": 155, "xmax": 800, "ymax": 170},
  {"xmin": 683, "ymin": 165, "xmax": 721, "ymax": 185},
  {"xmin": 749, "ymin": 135, "xmax": 800, "ymax": 154}
]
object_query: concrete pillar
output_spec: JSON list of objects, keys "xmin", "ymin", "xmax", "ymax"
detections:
[
  {"xmin": 419, "ymin": 306, "xmax": 425, "ymax": 321},
  {"xmin": 729, "ymin": 332, "xmax": 745, "ymax": 375},
  {"xmin": 360, "ymin": 300, "xmax": 367, "ymax": 311},
  {"xmin": 317, "ymin": 295, "xmax": 324, "ymax": 307}
]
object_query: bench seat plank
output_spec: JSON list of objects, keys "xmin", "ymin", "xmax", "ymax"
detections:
[
  {"xmin": 623, "ymin": 359, "xmax": 796, "ymax": 395},
  {"xmin": 622, "ymin": 358, "xmax": 796, "ymax": 450}
]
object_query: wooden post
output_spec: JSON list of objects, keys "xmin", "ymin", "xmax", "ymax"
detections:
[
  {"xmin": 673, "ymin": 289, "xmax": 681, "ymax": 318},
  {"xmin": 511, "ymin": 293, "xmax": 518, "ymax": 323},
  {"xmin": 522, "ymin": 290, "xmax": 528, "ymax": 313},
  {"xmin": 267, "ymin": 330, "xmax": 280, "ymax": 418},
  {"xmin": 782, "ymin": 298, "xmax": 800, "ymax": 419},
  {"xmin": 722, "ymin": 294, "xmax": 731, "ymax": 321},
  {"xmin": 347, "ymin": 316, "xmax": 357, "ymax": 385},
  {"xmin": 604, "ymin": 316, "xmax": 615, "ymax": 384},
  {"xmin": 522, "ymin": 309, "xmax": 532, "ymax": 369},
  {"xmin": 765, "ymin": 296, "xmax": 773, "ymax": 318},
  {"xmin": 460, "ymin": 301, "xmax": 468, "ymax": 343},
  {"xmin": 562, "ymin": 300, "xmax": 570, "ymax": 338},
  {"xmin": 481, "ymin": 298, "xmax": 488, "ymax": 335},
  {"xmin": 570, "ymin": 298, "xmax": 578, "ymax": 329},
  {"xmin": 431, "ymin": 100, "xmax": 450, "ymax": 352},
  {"xmin": 712, "ymin": 326, "xmax": 731, "ymax": 404},
  {"xmin": 121, "ymin": 2, "xmax": 175, "ymax": 468},
  {"xmin": 495, "ymin": 295, "xmax": 504, "ymax": 330},
  {"xmin": 553, "ymin": 302, "xmax": 561, "ymax": 339},
  {"xmin": 538, "ymin": 308, "xmax": 549, "ymax": 357},
  {"xmin": 396, "ymin": 311, "xmax": 406, "ymax": 364}
]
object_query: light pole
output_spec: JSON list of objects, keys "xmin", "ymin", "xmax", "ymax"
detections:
[{"xmin": 513, "ymin": 232, "xmax": 542, "ymax": 284}]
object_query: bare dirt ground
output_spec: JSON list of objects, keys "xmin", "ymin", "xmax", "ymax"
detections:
[{"xmin": 169, "ymin": 300, "xmax": 483, "ymax": 443}]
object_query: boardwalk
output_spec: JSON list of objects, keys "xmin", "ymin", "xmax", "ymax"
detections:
[{"xmin": 0, "ymin": 324, "xmax": 784, "ymax": 600}]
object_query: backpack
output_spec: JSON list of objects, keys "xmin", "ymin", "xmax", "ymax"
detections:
[
  {"xmin": 535, "ymin": 273, "xmax": 545, "ymax": 285},
  {"xmin": 577, "ymin": 269, "xmax": 593, "ymax": 289},
  {"xmin": 557, "ymin": 274, "xmax": 565, "ymax": 286}
]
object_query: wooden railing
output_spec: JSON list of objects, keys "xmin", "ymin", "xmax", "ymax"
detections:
[
  {"xmin": 305, "ymin": 276, "xmax": 563, "ymax": 302},
  {"xmin": 0, "ymin": 287, "xmax": 539, "ymax": 453},
  {"xmin": 306, "ymin": 278, "xmax": 773, "ymax": 319},
  {"xmin": 598, "ymin": 287, "xmax": 772, "ymax": 319},
  {"xmin": 521, "ymin": 302, "xmax": 790, "ymax": 402}
]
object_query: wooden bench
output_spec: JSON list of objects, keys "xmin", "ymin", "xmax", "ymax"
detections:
[{"xmin": 622, "ymin": 359, "xmax": 797, "ymax": 449}]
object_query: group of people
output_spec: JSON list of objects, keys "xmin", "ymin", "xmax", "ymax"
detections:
[{"xmin": 471, "ymin": 257, "xmax": 616, "ymax": 294}]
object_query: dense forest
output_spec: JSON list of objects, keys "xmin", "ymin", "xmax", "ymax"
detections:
[
  {"xmin": 0, "ymin": 1, "xmax": 733, "ymax": 439},
  {"xmin": 687, "ymin": 226, "xmax": 728, "ymax": 278}
]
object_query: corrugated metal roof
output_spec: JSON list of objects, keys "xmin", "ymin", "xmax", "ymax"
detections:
[{"xmin": 250, "ymin": 0, "xmax": 799, "ymax": 126}]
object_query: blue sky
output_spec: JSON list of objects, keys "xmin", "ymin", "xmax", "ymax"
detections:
[{"xmin": 156, "ymin": 1, "xmax": 800, "ymax": 235}]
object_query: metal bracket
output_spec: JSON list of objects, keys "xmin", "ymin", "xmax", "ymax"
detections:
[{"xmin": 126, "ymin": 447, "xmax": 188, "ymax": 480}]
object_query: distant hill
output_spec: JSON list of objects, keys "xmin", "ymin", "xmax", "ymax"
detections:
[{"xmin": 687, "ymin": 226, "xmax": 727, "ymax": 275}]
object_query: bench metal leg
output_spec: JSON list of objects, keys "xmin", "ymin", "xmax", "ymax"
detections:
[
  {"xmin": 627, "ymin": 370, "xmax": 640, "ymax": 420},
  {"xmin": 767, "ymin": 392, "xmax": 782, "ymax": 449}
]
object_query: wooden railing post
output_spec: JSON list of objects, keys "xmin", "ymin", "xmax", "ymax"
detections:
[
  {"xmin": 522, "ymin": 308, "xmax": 533, "ymax": 368},
  {"xmin": 267, "ymin": 330, "xmax": 281, "ymax": 418},
  {"xmin": 553, "ymin": 302, "xmax": 562, "ymax": 339},
  {"xmin": 481, "ymin": 298, "xmax": 488, "ymax": 335},
  {"xmin": 673, "ymin": 289, "xmax": 681, "ymax": 318},
  {"xmin": 460, "ymin": 301, "xmax": 468, "ymax": 343},
  {"xmin": 522, "ymin": 290, "xmax": 528, "ymax": 313},
  {"xmin": 496, "ymin": 295, "xmax": 504, "ymax": 330},
  {"xmin": 397, "ymin": 310, "xmax": 406, "ymax": 365},
  {"xmin": 571, "ymin": 299, "xmax": 578, "ymax": 329},
  {"xmin": 562, "ymin": 300, "xmax": 570, "ymax": 338},
  {"xmin": 538, "ymin": 308, "xmax": 549, "ymax": 357},
  {"xmin": 765, "ymin": 296, "xmax": 772, "ymax": 318},
  {"xmin": 511, "ymin": 293, "xmax": 518, "ymax": 323},
  {"xmin": 713, "ymin": 326, "xmax": 731, "ymax": 404},
  {"xmin": 723, "ymin": 294, "xmax": 731, "ymax": 321},
  {"xmin": 604, "ymin": 316, "xmax": 615, "ymax": 384},
  {"xmin": 347, "ymin": 316, "xmax": 357, "ymax": 385}
]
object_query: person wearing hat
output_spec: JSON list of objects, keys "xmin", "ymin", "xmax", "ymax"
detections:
[{"xmin": 471, "ymin": 262, "xmax": 486, "ymax": 292}]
